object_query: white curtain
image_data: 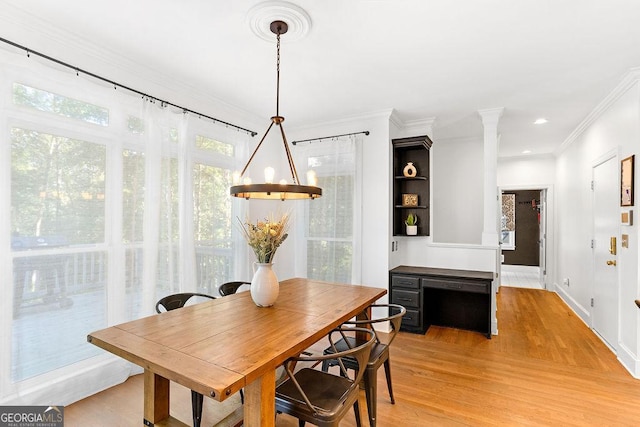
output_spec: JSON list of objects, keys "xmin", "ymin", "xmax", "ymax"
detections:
[
  {"xmin": 293, "ymin": 134, "xmax": 362, "ymax": 284},
  {"xmin": 0, "ymin": 46, "xmax": 248, "ymax": 405}
]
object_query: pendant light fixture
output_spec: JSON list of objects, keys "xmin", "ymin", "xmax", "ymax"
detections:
[{"xmin": 230, "ymin": 20, "xmax": 322, "ymax": 200}]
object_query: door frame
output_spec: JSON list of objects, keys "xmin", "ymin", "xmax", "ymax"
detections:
[{"xmin": 498, "ymin": 184, "xmax": 554, "ymax": 290}]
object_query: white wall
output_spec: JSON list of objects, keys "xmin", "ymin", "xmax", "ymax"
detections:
[
  {"xmin": 432, "ymin": 137, "xmax": 484, "ymax": 244},
  {"xmin": 498, "ymin": 155, "xmax": 556, "ymax": 187},
  {"xmin": 555, "ymin": 73, "xmax": 640, "ymax": 376}
]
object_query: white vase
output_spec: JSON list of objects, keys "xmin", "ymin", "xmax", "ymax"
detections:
[
  {"xmin": 403, "ymin": 162, "xmax": 417, "ymax": 177},
  {"xmin": 250, "ymin": 263, "xmax": 279, "ymax": 307},
  {"xmin": 406, "ymin": 225, "xmax": 418, "ymax": 236}
]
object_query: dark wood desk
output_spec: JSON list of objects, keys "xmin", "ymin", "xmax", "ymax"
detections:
[
  {"xmin": 88, "ymin": 278, "xmax": 386, "ymax": 426},
  {"xmin": 390, "ymin": 266, "xmax": 494, "ymax": 338}
]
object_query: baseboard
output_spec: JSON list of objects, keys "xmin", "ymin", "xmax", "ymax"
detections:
[
  {"xmin": 617, "ymin": 342, "xmax": 640, "ymax": 378},
  {"xmin": 553, "ymin": 282, "xmax": 590, "ymax": 325}
]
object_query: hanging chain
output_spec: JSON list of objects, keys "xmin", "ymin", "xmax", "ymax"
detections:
[{"xmin": 275, "ymin": 31, "xmax": 281, "ymax": 117}]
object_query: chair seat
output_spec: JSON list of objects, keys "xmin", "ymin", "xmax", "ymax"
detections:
[
  {"xmin": 276, "ymin": 326, "xmax": 375, "ymax": 427},
  {"xmin": 276, "ymin": 368, "xmax": 352, "ymax": 414}
]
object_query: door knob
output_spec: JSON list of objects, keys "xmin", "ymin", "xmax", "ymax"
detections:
[{"xmin": 606, "ymin": 260, "xmax": 617, "ymax": 266}]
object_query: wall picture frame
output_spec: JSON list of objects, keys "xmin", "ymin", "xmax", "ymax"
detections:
[{"xmin": 621, "ymin": 155, "xmax": 634, "ymax": 207}]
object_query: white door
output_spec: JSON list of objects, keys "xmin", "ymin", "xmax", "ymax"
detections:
[{"xmin": 592, "ymin": 156, "xmax": 619, "ymax": 350}]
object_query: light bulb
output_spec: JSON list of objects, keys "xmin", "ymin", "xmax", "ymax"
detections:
[
  {"xmin": 264, "ymin": 167, "xmax": 275, "ymax": 184},
  {"xmin": 232, "ymin": 171, "xmax": 241, "ymax": 185},
  {"xmin": 279, "ymin": 179, "xmax": 287, "ymax": 185},
  {"xmin": 306, "ymin": 170, "xmax": 317, "ymax": 186},
  {"xmin": 243, "ymin": 176, "xmax": 252, "ymax": 185}
]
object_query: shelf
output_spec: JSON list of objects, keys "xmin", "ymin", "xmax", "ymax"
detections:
[
  {"xmin": 392, "ymin": 135, "xmax": 432, "ymax": 237},
  {"xmin": 394, "ymin": 176, "xmax": 428, "ymax": 181}
]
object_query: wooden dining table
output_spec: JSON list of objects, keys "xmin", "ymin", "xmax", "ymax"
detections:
[{"xmin": 87, "ymin": 277, "xmax": 386, "ymax": 426}]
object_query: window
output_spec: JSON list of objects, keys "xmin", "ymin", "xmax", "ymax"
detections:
[
  {"xmin": 11, "ymin": 128, "xmax": 107, "ymax": 382},
  {"xmin": 295, "ymin": 136, "xmax": 362, "ymax": 284},
  {"xmin": 14, "ymin": 83, "xmax": 109, "ymax": 126},
  {"xmin": 2, "ymin": 53, "xmax": 248, "ymax": 403}
]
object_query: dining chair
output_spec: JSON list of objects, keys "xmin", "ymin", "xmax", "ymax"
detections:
[
  {"xmin": 154, "ymin": 292, "xmax": 216, "ymax": 427},
  {"xmin": 218, "ymin": 281, "xmax": 251, "ymax": 296},
  {"xmin": 275, "ymin": 326, "xmax": 376, "ymax": 427},
  {"xmin": 155, "ymin": 292, "xmax": 216, "ymax": 313},
  {"xmin": 321, "ymin": 303, "xmax": 406, "ymax": 427}
]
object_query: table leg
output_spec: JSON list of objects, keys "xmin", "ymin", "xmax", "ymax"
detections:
[
  {"xmin": 356, "ymin": 305, "xmax": 373, "ymax": 341},
  {"xmin": 244, "ymin": 368, "xmax": 276, "ymax": 426},
  {"xmin": 143, "ymin": 369, "xmax": 170, "ymax": 426}
]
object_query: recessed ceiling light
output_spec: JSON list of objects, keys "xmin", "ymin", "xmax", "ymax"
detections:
[
  {"xmin": 534, "ymin": 118, "xmax": 548, "ymax": 125},
  {"xmin": 522, "ymin": 150, "xmax": 532, "ymax": 154}
]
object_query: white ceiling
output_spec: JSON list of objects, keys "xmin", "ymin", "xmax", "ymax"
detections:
[{"xmin": 2, "ymin": 0, "xmax": 640, "ymax": 157}]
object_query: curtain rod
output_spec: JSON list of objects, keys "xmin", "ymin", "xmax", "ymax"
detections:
[
  {"xmin": 0, "ymin": 37, "xmax": 258, "ymax": 137},
  {"xmin": 291, "ymin": 131, "xmax": 370, "ymax": 145}
]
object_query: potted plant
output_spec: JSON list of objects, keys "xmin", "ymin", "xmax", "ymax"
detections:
[{"xmin": 405, "ymin": 213, "xmax": 418, "ymax": 235}]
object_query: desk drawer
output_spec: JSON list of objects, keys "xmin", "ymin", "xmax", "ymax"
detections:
[
  {"xmin": 392, "ymin": 289, "xmax": 420, "ymax": 308},
  {"xmin": 401, "ymin": 309, "xmax": 421, "ymax": 328},
  {"xmin": 391, "ymin": 275, "xmax": 420, "ymax": 289},
  {"xmin": 422, "ymin": 278, "xmax": 490, "ymax": 294}
]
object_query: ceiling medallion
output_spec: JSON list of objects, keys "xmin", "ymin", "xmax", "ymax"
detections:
[{"xmin": 246, "ymin": 1, "xmax": 312, "ymax": 42}]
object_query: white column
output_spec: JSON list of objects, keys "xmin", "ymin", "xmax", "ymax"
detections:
[{"xmin": 478, "ymin": 107, "xmax": 504, "ymax": 246}]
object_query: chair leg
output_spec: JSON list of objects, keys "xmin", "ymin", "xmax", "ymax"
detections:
[
  {"xmin": 321, "ymin": 360, "xmax": 329, "ymax": 372},
  {"xmin": 191, "ymin": 390, "xmax": 204, "ymax": 427},
  {"xmin": 383, "ymin": 358, "xmax": 395, "ymax": 404},
  {"xmin": 353, "ymin": 399, "xmax": 362, "ymax": 427},
  {"xmin": 298, "ymin": 420, "xmax": 305, "ymax": 427},
  {"xmin": 364, "ymin": 369, "xmax": 377, "ymax": 427},
  {"xmin": 240, "ymin": 389, "xmax": 244, "ymax": 404}
]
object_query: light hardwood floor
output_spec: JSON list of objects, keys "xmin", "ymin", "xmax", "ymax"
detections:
[{"xmin": 66, "ymin": 287, "xmax": 640, "ymax": 426}]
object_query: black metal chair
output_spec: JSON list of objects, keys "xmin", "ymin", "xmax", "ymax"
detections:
[
  {"xmin": 154, "ymin": 292, "xmax": 216, "ymax": 427},
  {"xmin": 218, "ymin": 281, "xmax": 251, "ymax": 296},
  {"xmin": 276, "ymin": 326, "xmax": 376, "ymax": 427},
  {"xmin": 321, "ymin": 304, "xmax": 406, "ymax": 427},
  {"xmin": 155, "ymin": 292, "xmax": 216, "ymax": 313}
]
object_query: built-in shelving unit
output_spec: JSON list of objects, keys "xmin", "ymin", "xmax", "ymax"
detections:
[{"xmin": 392, "ymin": 135, "xmax": 433, "ymax": 236}]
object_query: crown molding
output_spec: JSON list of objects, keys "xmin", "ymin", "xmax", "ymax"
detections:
[
  {"xmin": 290, "ymin": 108, "xmax": 394, "ymax": 134},
  {"xmin": 388, "ymin": 110, "xmax": 437, "ymax": 137},
  {"xmin": 556, "ymin": 67, "xmax": 640, "ymax": 155},
  {"xmin": 498, "ymin": 152, "xmax": 556, "ymax": 162},
  {"xmin": 386, "ymin": 108, "xmax": 403, "ymax": 130},
  {"xmin": 434, "ymin": 135, "xmax": 483, "ymax": 145}
]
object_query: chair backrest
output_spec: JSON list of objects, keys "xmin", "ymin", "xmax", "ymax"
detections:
[
  {"xmin": 218, "ymin": 281, "xmax": 251, "ymax": 296},
  {"xmin": 155, "ymin": 292, "xmax": 216, "ymax": 313},
  {"xmin": 282, "ymin": 326, "xmax": 375, "ymax": 411},
  {"xmin": 346, "ymin": 303, "xmax": 406, "ymax": 346},
  {"xmin": 327, "ymin": 327, "xmax": 376, "ymax": 383}
]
